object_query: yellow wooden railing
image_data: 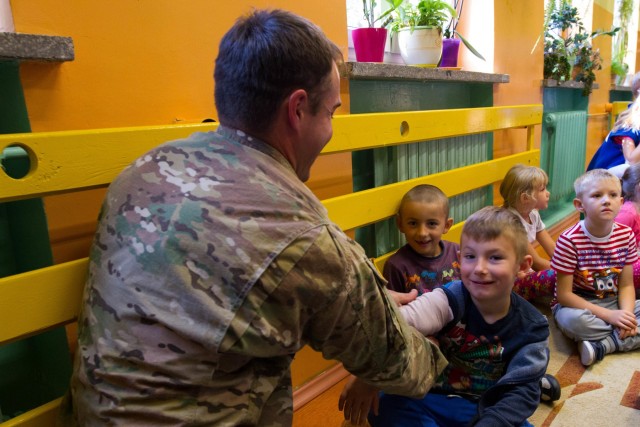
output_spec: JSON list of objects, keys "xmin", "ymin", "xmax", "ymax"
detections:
[
  {"xmin": 0, "ymin": 104, "xmax": 542, "ymax": 426},
  {"xmin": 606, "ymin": 101, "xmax": 629, "ymax": 129}
]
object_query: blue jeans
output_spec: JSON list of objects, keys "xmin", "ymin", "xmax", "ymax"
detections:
[{"xmin": 368, "ymin": 392, "xmax": 534, "ymax": 427}]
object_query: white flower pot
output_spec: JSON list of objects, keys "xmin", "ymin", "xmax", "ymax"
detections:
[
  {"xmin": 397, "ymin": 26, "xmax": 442, "ymax": 67},
  {"xmin": 0, "ymin": 0, "xmax": 14, "ymax": 32}
]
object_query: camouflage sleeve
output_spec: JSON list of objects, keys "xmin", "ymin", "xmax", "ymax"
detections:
[{"xmin": 276, "ymin": 225, "xmax": 447, "ymax": 397}]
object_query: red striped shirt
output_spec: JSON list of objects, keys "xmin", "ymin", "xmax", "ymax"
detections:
[{"xmin": 551, "ymin": 221, "xmax": 638, "ymax": 299}]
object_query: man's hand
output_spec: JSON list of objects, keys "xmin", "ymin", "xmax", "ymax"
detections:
[
  {"xmin": 338, "ymin": 376, "xmax": 379, "ymax": 425},
  {"xmin": 386, "ymin": 288, "xmax": 418, "ymax": 306}
]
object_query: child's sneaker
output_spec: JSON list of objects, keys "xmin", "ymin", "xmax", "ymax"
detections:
[
  {"xmin": 539, "ymin": 373, "xmax": 561, "ymax": 402},
  {"xmin": 578, "ymin": 340, "xmax": 605, "ymax": 366}
]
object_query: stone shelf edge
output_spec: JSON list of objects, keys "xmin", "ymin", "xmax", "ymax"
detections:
[
  {"xmin": 345, "ymin": 62, "xmax": 509, "ymax": 83},
  {"xmin": 541, "ymin": 78, "xmax": 599, "ymax": 90},
  {"xmin": 610, "ymin": 85, "xmax": 631, "ymax": 92},
  {"xmin": 0, "ymin": 32, "xmax": 74, "ymax": 62}
]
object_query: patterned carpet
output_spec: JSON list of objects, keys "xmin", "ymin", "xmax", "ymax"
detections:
[{"xmin": 530, "ymin": 301, "xmax": 640, "ymax": 426}]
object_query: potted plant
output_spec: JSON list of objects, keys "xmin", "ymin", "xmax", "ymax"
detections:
[
  {"xmin": 542, "ymin": 0, "xmax": 618, "ymax": 96},
  {"xmin": 441, "ymin": 0, "xmax": 485, "ymax": 68},
  {"xmin": 352, "ymin": 0, "xmax": 404, "ymax": 62},
  {"xmin": 388, "ymin": 0, "xmax": 456, "ymax": 67}
]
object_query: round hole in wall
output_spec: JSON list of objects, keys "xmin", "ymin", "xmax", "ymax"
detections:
[
  {"xmin": 1, "ymin": 144, "xmax": 35, "ymax": 179},
  {"xmin": 400, "ymin": 121, "xmax": 409, "ymax": 137}
]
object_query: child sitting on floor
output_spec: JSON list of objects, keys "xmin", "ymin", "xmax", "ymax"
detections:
[
  {"xmin": 615, "ymin": 163, "xmax": 640, "ymax": 298},
  {"xmin": 383, "ymin": 184, "xmax": 459, "ymax": 294},
  {"xmin": 551, "ymin": 169, "xmax": 640, "ymax": 366},
  {"xmin": 340, "ymin": 206, "xmax": 551, "ymax": 426},
  {"xmin": 500, "ymin": 164, "xmax": 556, "ymax": 301}
]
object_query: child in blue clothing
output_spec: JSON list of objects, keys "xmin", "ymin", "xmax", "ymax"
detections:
[
  {"xmin": 383, "ymin": 184, "xmax": 460, "ymax": 294},
  {"xmin": 588, "ymin": 90, "xmax": 640, "ymax": 175},
  {"xmin": 340, "ymin": 207, "xmax": 551, "ymax": 426}
]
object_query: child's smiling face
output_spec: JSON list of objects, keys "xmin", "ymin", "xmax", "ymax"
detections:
[
  {"xmin": 397, "ymin": 201, "xmax": 452, "ymax": 258},
  {"xmin": 459, "ymin": 234, "xmax": 527, "ymax": 306}
]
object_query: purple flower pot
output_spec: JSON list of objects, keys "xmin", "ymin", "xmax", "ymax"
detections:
[
  {"xmin": 440, "ymin": 38, "xmax": 461, "ymax": 68},
  {"xmin": 352, "ymin": 28, "xmax": 388, "ymax": 63}
]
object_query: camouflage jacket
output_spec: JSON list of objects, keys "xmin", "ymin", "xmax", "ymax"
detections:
[{"xmin": 68, "ymin": 126, "xmax": 447, "ymax": 426}]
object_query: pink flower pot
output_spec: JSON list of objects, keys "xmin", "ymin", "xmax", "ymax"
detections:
[{"xmin": 352, "ymin": 28, "xmax": 388, "ymax": 63}]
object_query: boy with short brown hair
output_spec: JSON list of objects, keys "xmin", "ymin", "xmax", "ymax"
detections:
[
  {"xmin": 340, "ymin": 206, "xmax": 550, "ymax": 426},
  {"xmin": 551, "ymin": 169, "xmax": 640, "ymax": 366}
]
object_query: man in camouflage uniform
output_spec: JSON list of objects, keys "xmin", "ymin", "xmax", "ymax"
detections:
[{"xmin": 67, "ymin": 9, "xmax": 447, "ymax": 426}]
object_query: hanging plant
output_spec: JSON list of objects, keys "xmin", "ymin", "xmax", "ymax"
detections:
[{"xmin": 542, "ymin": 0, "xmax": 618, "ymax": 96}]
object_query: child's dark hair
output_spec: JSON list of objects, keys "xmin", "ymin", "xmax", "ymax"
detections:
[
  {"xmin": 398, "ymin": 184, "xmax": 450, "ymax": 218},
  {"xmin": 621, "ymin": 163, "xmax": 640, "ymax": 201},
  {"xmin": 461, "ymin": 206, "xmax": 528, "ymax": 261}
]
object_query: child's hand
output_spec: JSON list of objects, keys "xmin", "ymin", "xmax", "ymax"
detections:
[
  {"xmin": 338, "ymin": 376, "xmax": 379, "ymax": 425},
  {"xmin": 618, "ymin": 325, "xmax": 638, "ymax": 339},
  {"xmin": 621, "ymin": 138, "xmax": 640, "ymax": 165},
  {"xmin": 605, "ymin": 309, "xmax": 638, "ymax": 334}
]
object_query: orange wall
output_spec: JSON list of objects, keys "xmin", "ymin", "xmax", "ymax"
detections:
[
  {"xmin": 8, "ymin": 0, "xmax": 620, "ymax": 392},
  {"xmin": 12, "ymin": 0, "xmax": 348, "ymax": 130},
  {"xmin": 11, "ymin": 0, "xmax": 348, "ymax": 390},
  {"xmin": 492, "ymin": 0, "xmax": 544, "ymax": 168},
  {"xmin": 588, "ymin": 0, "xmax": 615, "ymax": 167}
]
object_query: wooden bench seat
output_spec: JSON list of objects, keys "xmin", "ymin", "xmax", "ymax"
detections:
[{"xmin": 0, "ymin": 104, "xmax": 542, "ymax": 426}]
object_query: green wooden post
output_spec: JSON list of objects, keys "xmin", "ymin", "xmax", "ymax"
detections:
[{"xmin": 0, "ymin": 61, "xmax": 72, "ymax": 419}]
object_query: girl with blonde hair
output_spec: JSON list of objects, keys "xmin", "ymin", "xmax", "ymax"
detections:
[{"xmin": 500, "ymin": 164, "xmax": 557, "ymax": 300}]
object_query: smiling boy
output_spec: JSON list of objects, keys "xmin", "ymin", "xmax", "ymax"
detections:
[
  {"xmin": 383, "ymin": 185, "xmax": 460, "ymax": 294},
  {"xmin": 340, "ymin": 206, "xmax": 550, "ymax": 426},
  {"xmin": 551, "ymin": 169, "xmax": 640, "ymax": 366}
]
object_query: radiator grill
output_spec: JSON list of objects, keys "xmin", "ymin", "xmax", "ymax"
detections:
[
  {"xmin": 541, "ymin": 111, "xmax": 587, "ymax": 223},
  {"xmin": 356, "ymin": 134, "xmax": 491, "ymax": 257}
]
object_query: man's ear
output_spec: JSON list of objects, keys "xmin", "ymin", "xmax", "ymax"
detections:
[
  {"xmin": 287, "ymin": 89, "xmax": 308, "ymax": 131},
  {"xmin": 573, "ymin": 197, "xmax": 583, "ymax": 213},
  {"xmin": 443, "ymin": 217, "xmax": 454, "ymax": 234}
]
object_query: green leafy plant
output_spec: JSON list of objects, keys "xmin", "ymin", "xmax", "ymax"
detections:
[
  {"xmin": 442, "ymin": 0, "xmax": 484, "ymax": 61},
  {"xmin": 361, "ymin": 0, "xmax": 404, "ymax": 28},
  {"xmin": 543, "ymin": 0, "xmax": 618, "ymax": 96},
  {"xmin": 386, "ymin": 0, "xmax": 454, "ymax": 33}
]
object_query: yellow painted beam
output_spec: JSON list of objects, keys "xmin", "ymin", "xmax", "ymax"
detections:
[
  {"xmin": 0, "ymin": 123, "xmax": 216, "ymax": 202},
  {"xmin": 323, "ymin": 149, "xmax": 540, "ymax": 231},
  {"xmin": 609, "ymin": 101, "xmax": 628, "ymax": 129},
  {"xmin": 0, "ymin": 258, "xmax": 87, "ymax": 345},
  {"xmin": 323, "ymin": 105, "xmax": 543, "ymax": 154},
  {"xmin": 0, "ymin": 398, "xmax": 62, "ymax": 427},
  {"xmin": 0, "ymin": 105, "xmax": 541, "ymax": 202}
]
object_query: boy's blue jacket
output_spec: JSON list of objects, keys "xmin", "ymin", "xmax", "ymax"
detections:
[{"xmin": 443, "ymin": 281, "xmax": 550, "ymax": 427}]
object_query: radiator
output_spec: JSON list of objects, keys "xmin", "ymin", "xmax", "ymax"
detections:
[
  {"xmin": 540, "ymin": 111, "xmax": 587, "ymax": 223},
  {"xmin": 356, "ymin": 133, "xmax": 492, "ymax": 257}
]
